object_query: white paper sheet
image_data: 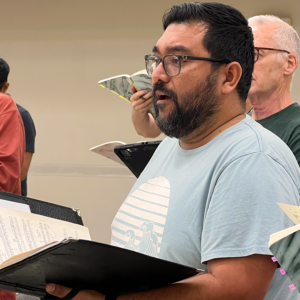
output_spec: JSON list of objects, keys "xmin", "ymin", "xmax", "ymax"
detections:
[
  {"xmin": 0, "ymin": 199, "xmax": 31, "ymax": 213},
  {"xmin": 278, "ymin": 203, "xmax": 300, "ymax": 225},
  {"xmin": 0, "ymin": 206, "xmax": 90, "ymax": 264}
]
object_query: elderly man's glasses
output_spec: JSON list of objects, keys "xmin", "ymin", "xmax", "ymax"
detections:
[
  {"xmin": 254, "ymin": 47, "xmax": 290, "ymax": 62},
  {"xmin": 144, "ymin": 54, "xmax": 230, "ymax": 77}
]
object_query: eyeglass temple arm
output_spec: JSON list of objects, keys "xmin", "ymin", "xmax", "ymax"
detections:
[
  {"xmin": 254, "ymin": 47, "xmax": 290, "ymax": 54},
  {"xmin": 184, "ymin": 56, "xmax": 230, "ymax": 63}
]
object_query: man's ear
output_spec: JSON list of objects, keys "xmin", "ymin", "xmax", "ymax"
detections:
[
  {"xmin": 220, "ymin": 62, "xmax": 242, "ymax": 95},
  {"xmin": 1, "ymin": 82, "xmax": 9, "ymax": 93},
  {"xmin": 284, "ymin": 53, "xmax": 297, "ymax": 76}
]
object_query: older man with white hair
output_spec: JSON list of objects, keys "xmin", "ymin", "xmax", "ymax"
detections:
[{"xmin": 248, "ymin": 15, "xmax": 300, "ymax": 165}]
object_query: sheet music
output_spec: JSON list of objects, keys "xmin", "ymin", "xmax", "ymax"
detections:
[
  {"xmin": 278, "ymin": 203, "xmax": 300, "ymax": 225},
  {"xmin": 0, "ymin": 206, "xmax": 90, "ymax": 264}
]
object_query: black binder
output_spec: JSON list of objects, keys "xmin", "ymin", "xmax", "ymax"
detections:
[
  {"xmin": 0, "ymin": 191, "xmax": 201, "ymax": 298},
  {"xmin": 114, "ymin": 141, "xmax": 161, "ymax": 177},
  {"xmin": 0, "ymin": 239, "xmax": 200, "ymax": 298},
  {"xmin": 0, "ymin": 190, "xmax": 83, "ymax": 226}
]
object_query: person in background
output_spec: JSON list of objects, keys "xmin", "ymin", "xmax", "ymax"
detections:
[
  {"xmin": 0, "ymin": 64, "xmax": 25, "ymax": 300},
  {"xmin": 248, "ymin": 15, "xmax": 300, "ymax": 165},
  {"xmin": 0, "ymin": 58, "xmax": 36, "ymax": 196},
  {"xmin": 46, "ymin": 2, "xmax": 300, "ymax": 300},
  {"xmin": 0, "ymin": 62, "xmax": 25, "ymax": 196}
]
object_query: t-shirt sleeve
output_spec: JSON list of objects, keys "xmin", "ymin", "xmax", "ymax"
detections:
[
  {"xmin": 287, "ymin": 124, "xmax": 300, "ymax": 167},
  {"xmin": 20, "ymin": 111, "xmax": 36, "ymax": 153},
  {"xmin": 201, "ymin": 152, "xmax": 299, "ymax": 263}
]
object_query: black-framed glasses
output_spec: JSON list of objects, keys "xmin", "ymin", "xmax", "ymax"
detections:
[
  {"xmin": 144, "ymin": 54, "xmax": 230, "ymax": 77},
  {"xmin": 254, "ymin": 47, "xmax": 290, "ymax": 62}
]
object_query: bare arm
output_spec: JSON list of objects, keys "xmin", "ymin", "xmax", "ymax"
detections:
[
  {"xmin": 131, "ymin": 87, "xmax": 161, "ymax": 138},
  {"xmin": 46, "ymin": 254, "xmax": 276, "ymax": 300},
  {"xmin": 119, "ymin": 255, "xmax": 276, "ymax": 300},
  {"xmin": 21, "ymin": 151, "xmax": 33, "ymax": 181}
]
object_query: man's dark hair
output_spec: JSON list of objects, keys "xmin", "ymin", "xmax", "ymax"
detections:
[
  {"xmin": 0, "ymin": 58, "xmax": 10, "ymax": 89},
  {"xmin": 162, "ymin": 2, "xmax": 254, "ymax": 101}
]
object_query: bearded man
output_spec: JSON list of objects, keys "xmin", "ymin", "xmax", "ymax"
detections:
[{"xmin": 46, "ymin": 2, "xmax": 300, "ymax": 300}]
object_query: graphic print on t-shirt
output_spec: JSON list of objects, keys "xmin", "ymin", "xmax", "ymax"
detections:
[{"xmin": 111, "ymin": 176, "xmax": 170, "ymax": 257}]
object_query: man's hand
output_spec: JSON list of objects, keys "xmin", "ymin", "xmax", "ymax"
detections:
[
  {"xmin": 130, "ymin": 87, "xmax": 161, "ymax": 138},
  {"xmin": 46, "ymin": 284, "xmax": 105, "ymax": 300},
  {"xmin": 131, "ymin": 87, "xmax": 153, "ymax": 116}
]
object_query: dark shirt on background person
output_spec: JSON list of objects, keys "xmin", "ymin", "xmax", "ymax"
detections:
[
  {"xmin": 249, "ymin": 103, "xmax": 300, "ymax": 166},
  {"xmin": 0, "ymin": 56, "xmax": 36, "ymax": 197},
  {"xmin": 16, "ymin": 104, "xmax": 36, "ymax": 196}
]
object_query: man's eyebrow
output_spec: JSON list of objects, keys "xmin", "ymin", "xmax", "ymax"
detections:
[
  {"xmin": 152, "ymin": 45, "xmax": 192, "ymax": 55},
  {"xmin": 166, "ymin": 45, "xmax": 192, "ymax": 54}
]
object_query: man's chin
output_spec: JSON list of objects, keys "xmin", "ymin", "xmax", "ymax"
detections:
[
  {"xmin": 155, "ymin": 103, "xmax": 166, "ymax": 110},
  {"xmin": 155, "ymin": 114, "xmax": 166, "ymax": 125},
  {"xmin": 155, "ymin": 102, "xmax": 175, "ymax": 115},
  {"xmin": 155, "ymin": 110, "xmax": 170, "ymax": 122}
]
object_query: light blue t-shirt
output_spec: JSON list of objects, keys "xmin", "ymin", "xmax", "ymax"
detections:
[{"xmin": 111, "ymin": 115, "xmax": 300, "ymax": 300}]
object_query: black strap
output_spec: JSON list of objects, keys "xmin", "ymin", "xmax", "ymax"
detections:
[
  {"xmin": 105, "ymin": 295, "xmax": 118, "ymax": 300},
  {"xmin": 61, "ymin": 288, "xmax": 81, "ymax": 300}
]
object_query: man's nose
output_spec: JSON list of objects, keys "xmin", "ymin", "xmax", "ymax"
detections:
[{"xmin": 151, "ymin": 61, "xmax": 170, "ymax": 86}]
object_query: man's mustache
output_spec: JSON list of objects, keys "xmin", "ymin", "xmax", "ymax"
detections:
[{"xmin": 152, "ymin": 82, "xmax": 175, "ymax": 103}]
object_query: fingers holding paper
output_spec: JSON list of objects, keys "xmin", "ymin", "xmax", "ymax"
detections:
[
  {"xmin": 131, "ymin": 87, "xmax": 153, "ymax": 115},
  {"xmin": 131, "ymin": 86, "xmax": 161, "ymax": 138},
  {"xmin": 46, "ymin": 284, "xmax": 105, "ymax": 300}
]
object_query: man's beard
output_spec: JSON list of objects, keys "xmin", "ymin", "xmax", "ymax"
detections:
[{"xmin": 153, "ymin": 71, "xmax": 220, "ymax": 139}]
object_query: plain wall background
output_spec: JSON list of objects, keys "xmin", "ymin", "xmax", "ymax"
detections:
[{"xmin": 1, "ymin": 0, "xmax": 300, "ymax": 243}]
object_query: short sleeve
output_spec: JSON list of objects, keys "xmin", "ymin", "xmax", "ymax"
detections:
[
  {"xmin": 20, "ymin": 111, "xmax": 36, "ymax": 153},
  {"xmin": 201, "ymin": 152, "xmax": 300, "ymax": 263}
]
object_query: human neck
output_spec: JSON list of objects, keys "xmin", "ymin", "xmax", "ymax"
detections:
[
  {"xmin": 179, "ymin": 112, "xmax": 245, "ymax": 150},
  {"xmin": 250, "ymin": 89, "xmax": 293, "ymax": 121}
]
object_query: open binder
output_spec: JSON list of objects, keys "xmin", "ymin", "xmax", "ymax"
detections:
[
  {"xmin": 0, "ymin": 190, "xmax": 83, "ymax": 300},
  {"xmin": 0, "ymin": 239, "xmax": 200, "ymax": 298},
  {"xmin": 0, "ymin": 191, "xmax": 201, "ymax": 298}
]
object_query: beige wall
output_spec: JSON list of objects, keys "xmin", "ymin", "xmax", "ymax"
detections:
[{"xmin": 1, "ymin": 0, "xmax": 300, "ymax": 243}]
